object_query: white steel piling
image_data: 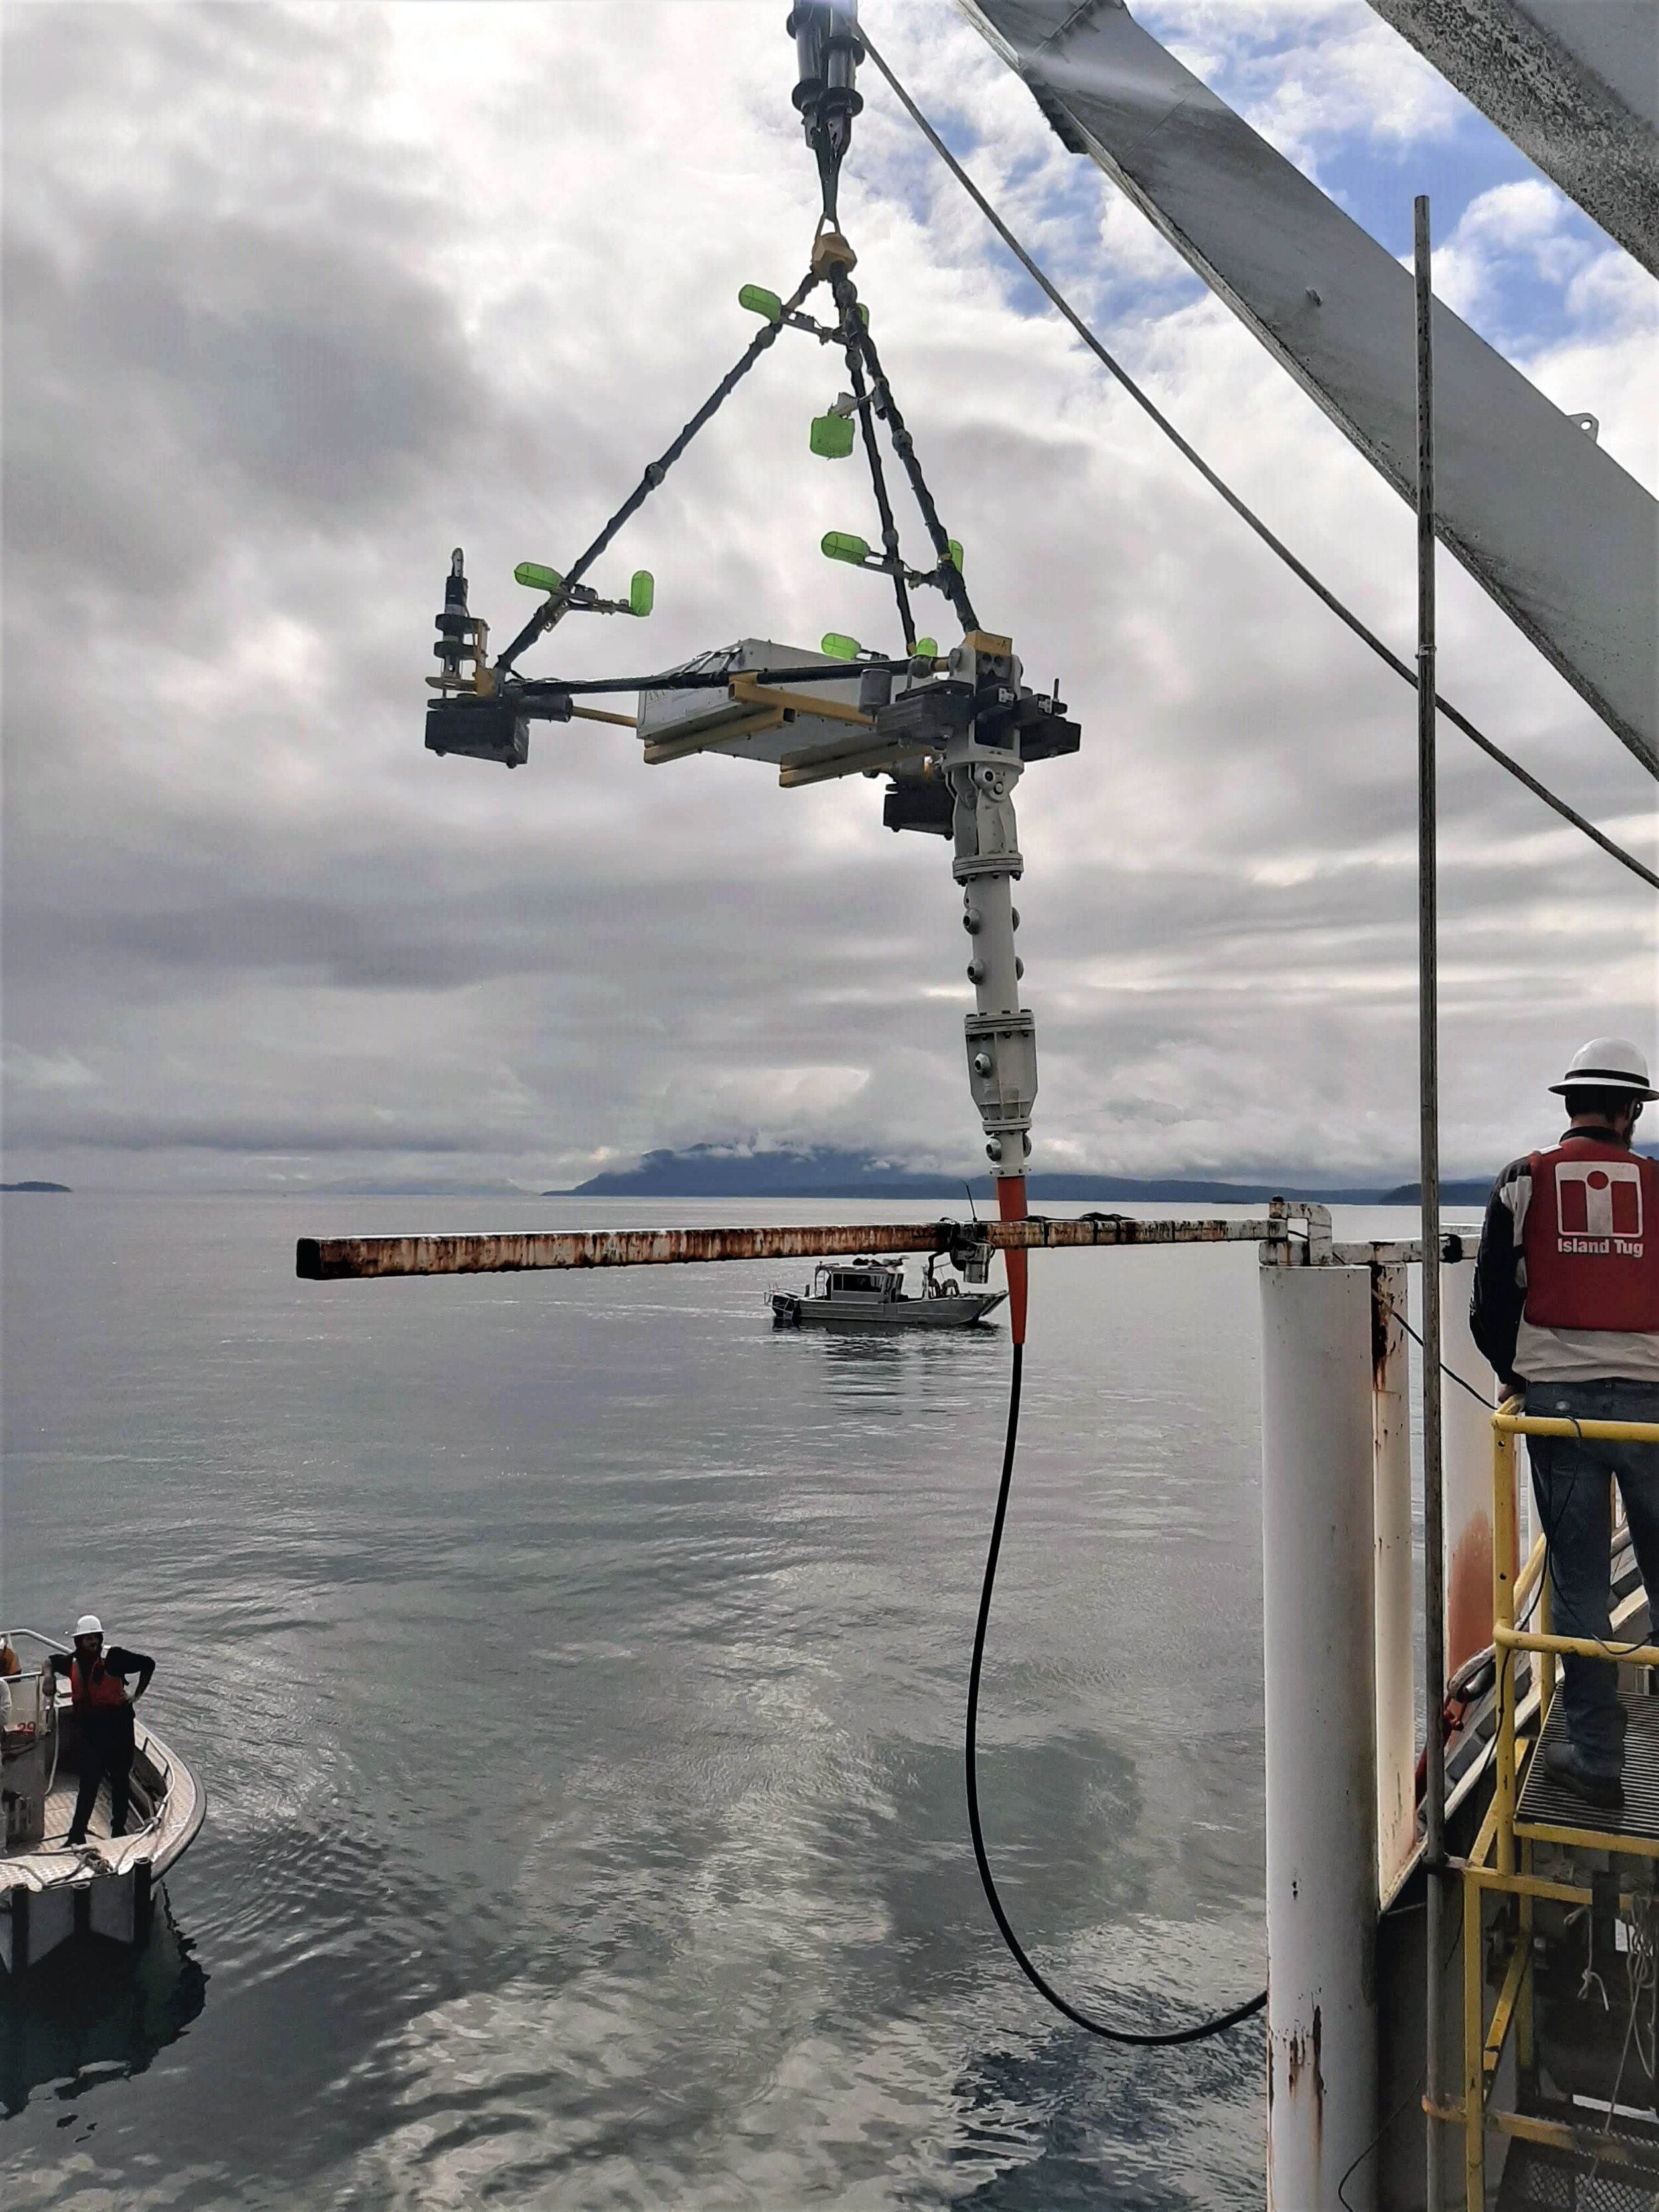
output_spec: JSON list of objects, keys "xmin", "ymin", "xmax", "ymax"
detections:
[{"xmin": 1260, "ymin": 1262, "xmax": 1380, "ymax": 2210}]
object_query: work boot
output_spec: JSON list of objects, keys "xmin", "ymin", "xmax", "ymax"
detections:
[{"xmin": 1544, "ymin": 1737, "xmax": 1624, "ymax": 1811}]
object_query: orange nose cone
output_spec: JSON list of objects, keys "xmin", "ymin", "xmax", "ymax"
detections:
[{"xmin": 997, "ymin": 1174, "xmax": 1029, "ymax": 1345}]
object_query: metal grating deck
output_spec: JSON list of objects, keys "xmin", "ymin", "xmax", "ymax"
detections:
[
  {"xmin": 1497, "ymin": 2133, "xmax": 1659, "ymax": 2209},
  {"xmin": 1520, "ymin": 1694, "xmax": 1659, "ymax": 1849}
]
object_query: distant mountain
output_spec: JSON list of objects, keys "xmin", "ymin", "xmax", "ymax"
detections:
[
  {"xmin": 0, "ymin": 1180, "xmax": 71, "ymax": 1193},
  {"xmin": 551, "ymin": 1146, "xmax": 1482, "ymax": 1205},
  {"xmin": 1381, "ymin": 1180, "xmax": 1494, "ymax": 1207},
  {"xmin": 289, "ymin": 1179, "xmax": 540, "ymax": 1198},
  {"xmin": 559, "ymin": 1147, "xmax": 975, "ymax": 1199}
]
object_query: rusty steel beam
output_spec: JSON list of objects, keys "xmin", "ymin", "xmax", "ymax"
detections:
[{"xmin": 295, "ymin": 1214, "xmax": 1291, "ymax": 1282}]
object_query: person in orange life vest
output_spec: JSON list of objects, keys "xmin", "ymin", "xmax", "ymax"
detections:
[
  {"xmin": 1471, "ymin": 1039, "xmax": 1659, "ymax": 1811},
  {"xmin": 47, "ymin": 1613, "xmax": 155, "ymax": 1846}
]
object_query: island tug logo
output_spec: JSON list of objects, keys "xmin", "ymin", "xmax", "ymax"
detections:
[{"xmin": 1555, "ymin": 1159, "xmax": 1645, "ymax": 1256}]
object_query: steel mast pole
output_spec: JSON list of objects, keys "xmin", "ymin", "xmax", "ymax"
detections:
[{"xmin": 1415, "ymin": 194, "xmax": 1449, "ymax": 2212}]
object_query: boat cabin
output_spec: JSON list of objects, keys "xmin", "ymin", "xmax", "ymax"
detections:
[{"xmin": 818, "ymin": 1262, "xmax": 901, "ymax": 1299}]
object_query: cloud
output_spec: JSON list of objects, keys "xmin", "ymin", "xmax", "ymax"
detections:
[
  {"xmin": 3, "ymin": 1, "xmax": 1654, "ymax": 1193},
  {"xmin": 1137, "ymin": 0, "xmax": 1465, "ymax": 171}
]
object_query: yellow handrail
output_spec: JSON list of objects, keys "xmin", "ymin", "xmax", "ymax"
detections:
[
  {"xmin": 1512, "ymin": 1532, "xmax": 1546, "ymax": 1613},
  {"xmin": 1493, "ymin": 1410, "xmax": 1659, "ymax": 1442},
  {"xmin": 1467, "ymin": 1397, "xmax": 1659, "ymax": 2208},
  {"xmin": 1497, "ymin": 1621, "xmax": 1659, "ymax": 1664}
]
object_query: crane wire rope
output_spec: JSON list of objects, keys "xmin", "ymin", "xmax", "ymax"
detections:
[
  {"xmin": 857, "ymin": 31, "xmax": 1658, "ymax": 896},
  {"xmin": 968, "ymin": 1340, "xmax": 1267, "ymax": 2044}
]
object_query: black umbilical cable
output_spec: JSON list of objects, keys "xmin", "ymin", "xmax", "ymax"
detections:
[
  {"xmin": 968, "ymin": 1341, "xmax": 1268, "ymax": 2045},
  {"xmin": 859, "ymin": 30, "xmax": 1658, "ymax": 893}
]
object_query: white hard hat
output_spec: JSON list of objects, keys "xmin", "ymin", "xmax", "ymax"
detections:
[
  {"xmin": 1550, "ymin": 1037, "xmax": 1658, "ymax": 1101},
  {"xmin": 73, "ymin": 1613, "xmax": 103, "ymax": 1639}
]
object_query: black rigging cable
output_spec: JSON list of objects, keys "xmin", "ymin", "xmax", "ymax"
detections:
[
  {"xmin": 832, "ymin": 273, "xmax": 918, "ymax": 650},
  {"xmin": 845, "ymin": 294, "xmax": 981, "ymax": 634},
  {"xmin": 968, "ymin": 1342, "xmax": 1268, "ymax": 2045},
  {"xmin": 496, "ymin": 268, "xmax": 824, "ymax": 675},
  {"xmin": 858, "ymin": 31, "xmax": 1658, "ymax": 896}
]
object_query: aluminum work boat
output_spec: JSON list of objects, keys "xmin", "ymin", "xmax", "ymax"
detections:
[
  {"xmin": 0, "ymin": 1629, "xmax": 204, "ymax": 1974},
  {"xmin": 771, "ymin": 1254, "xmax": 1006, "ymax": 1330}
]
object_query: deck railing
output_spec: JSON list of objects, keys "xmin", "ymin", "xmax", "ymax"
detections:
[{"xmin": 1459, "ymin": 1400, "xmax": 1659, "ymax": 2208}]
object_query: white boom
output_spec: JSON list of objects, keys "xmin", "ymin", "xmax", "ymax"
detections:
[
  {"xmin": 962, "ymin": 0, "xmax": 1659, "ymax": 781},
  {"xmin": 1365, "ymin": 0, "xmax": 1658, "ymax": 278}
]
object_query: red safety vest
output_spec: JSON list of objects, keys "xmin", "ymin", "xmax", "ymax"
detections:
[
  {"xmin": 70, "ymin": 1657, "xmax": 128, "ymax": 1713},
  {"xmin": 1522, "ymin": 1139, "xmax": 1659, "ymax": 1334}
]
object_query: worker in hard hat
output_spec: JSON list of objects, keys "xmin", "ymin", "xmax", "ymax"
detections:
[
  {"xmin": 1471, "ymin": 1038, "xmax": 1659, "ymax": 1810},
  {"xmin": 46, "ymin": 1615, "xmax": 155, "ymax": 1846}
]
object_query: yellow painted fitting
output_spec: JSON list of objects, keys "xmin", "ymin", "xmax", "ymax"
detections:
[{"xmin": 811, "ymin": 221, "xmax": 857, "ymax": 276}]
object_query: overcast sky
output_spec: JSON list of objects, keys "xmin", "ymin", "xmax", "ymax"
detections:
[{"xmin": 3, "ymin": 0, "xmax": 1654, "ymax": 1193}]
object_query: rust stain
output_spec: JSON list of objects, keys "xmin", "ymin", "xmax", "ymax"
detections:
[
  {"xmin": 1447, "ymin": 1511, "xmax": 1496, "ymax": 1678},
  {"xmin": 1312, "ymin": 2002, "xmax": 1323, "ymax": 2150},
  {"xmin": 1370, "ymin": 1266, "xmax": 1398, "ymax": 1389}
]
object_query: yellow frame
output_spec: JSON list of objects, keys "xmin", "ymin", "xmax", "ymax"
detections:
[{"xmin": 1457, "ymin": 1400, "xmax": 1659, "ymax": 2209}]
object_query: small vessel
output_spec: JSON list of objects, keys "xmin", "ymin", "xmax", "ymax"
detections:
[
  {"xmin": 1, "ymin": 1629, "xmax": 204, "ymax": 1974},
  {"xmin": 770, "ymin": 1253, "xmax": 1005, "ymax": 1331}
]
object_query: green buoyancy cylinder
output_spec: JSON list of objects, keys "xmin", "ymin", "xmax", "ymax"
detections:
[
  {"xmin": 822, "ymin": 531, "xmax": 870, "ymax": 565},
  {"xmin": 820, "ymin": 632, "xmax": 861, "ymax": 661},
  {"xmin": 810, "ymin": 415, "xmax": 855, "ymax": 460},
  {"xmin": 515, "ymin": 561, "xmax": 563, "ymax": 593},
  {"xmin": 948, "ymin": 540, "xmax": 964, "ymax": 571},
  {"xmin": 628, "ymin": 571, "xmax": 654, "ymax": 617},
  {"xmin": 739, "ymin": 284, "xmax": 784, "ymax": 323}
]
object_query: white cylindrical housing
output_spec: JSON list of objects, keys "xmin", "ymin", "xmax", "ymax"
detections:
[
  {"xmin": 1372, "ymin": 1264, "xmax": 1415, "ymax": 1898},
  {"xmin": 1441, "ymin": 1254, "xmax": 1501, "ymax": 1679},
  {"xmin": 1260, "ymin": 1263, "xmax": 1379, "ymax": 2211}
]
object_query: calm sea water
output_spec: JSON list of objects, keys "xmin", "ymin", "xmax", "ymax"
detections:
[{"xmin": 0, "ymin": 1193, "xmax": 1453, "ymax": 2209}]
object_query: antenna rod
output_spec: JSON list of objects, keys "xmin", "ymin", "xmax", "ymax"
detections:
[{"xmin": 1415, "ymin": 192, "xmax": 1448, "ymax": 2212}]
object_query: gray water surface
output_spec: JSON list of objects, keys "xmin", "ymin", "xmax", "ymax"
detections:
[{"xmin": 1, "ymin": 1193, "xmax": 1289, "ymax": 2208}]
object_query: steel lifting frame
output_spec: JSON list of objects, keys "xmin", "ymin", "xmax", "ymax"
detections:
[{"xmin": 1455, "ymin": 1404, "xmax": 1659, "ymax": 2208}]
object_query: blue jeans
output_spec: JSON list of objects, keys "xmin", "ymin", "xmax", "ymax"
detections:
[{"xmin": 1526, "ymin": 1378, "xmax": 1659, "ymax": 1777}]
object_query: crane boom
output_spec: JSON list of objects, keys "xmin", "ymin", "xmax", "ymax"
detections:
[{"xmin": 962, "ymin": 0, "xmax": 1658, "ymax": 780}]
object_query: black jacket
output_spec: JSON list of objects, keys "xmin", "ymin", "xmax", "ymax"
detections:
[{"xmin": 49, "ymin": 1647, "xmax": 155, "ymax": 1702}]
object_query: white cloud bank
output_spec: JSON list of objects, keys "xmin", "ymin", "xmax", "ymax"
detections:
[{"xmin": 2, "ymin": 1, "xmax": 1654, "ymax": 1191}]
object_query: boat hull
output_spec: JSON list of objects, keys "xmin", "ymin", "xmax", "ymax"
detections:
[
  {"xmin": 772, "ymin": 1290, "xmax": 1007, "ymax": 1329},
  {"xmin": 1, "ymin": 1712, "xmax": 204, "ymax": 1975}
]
